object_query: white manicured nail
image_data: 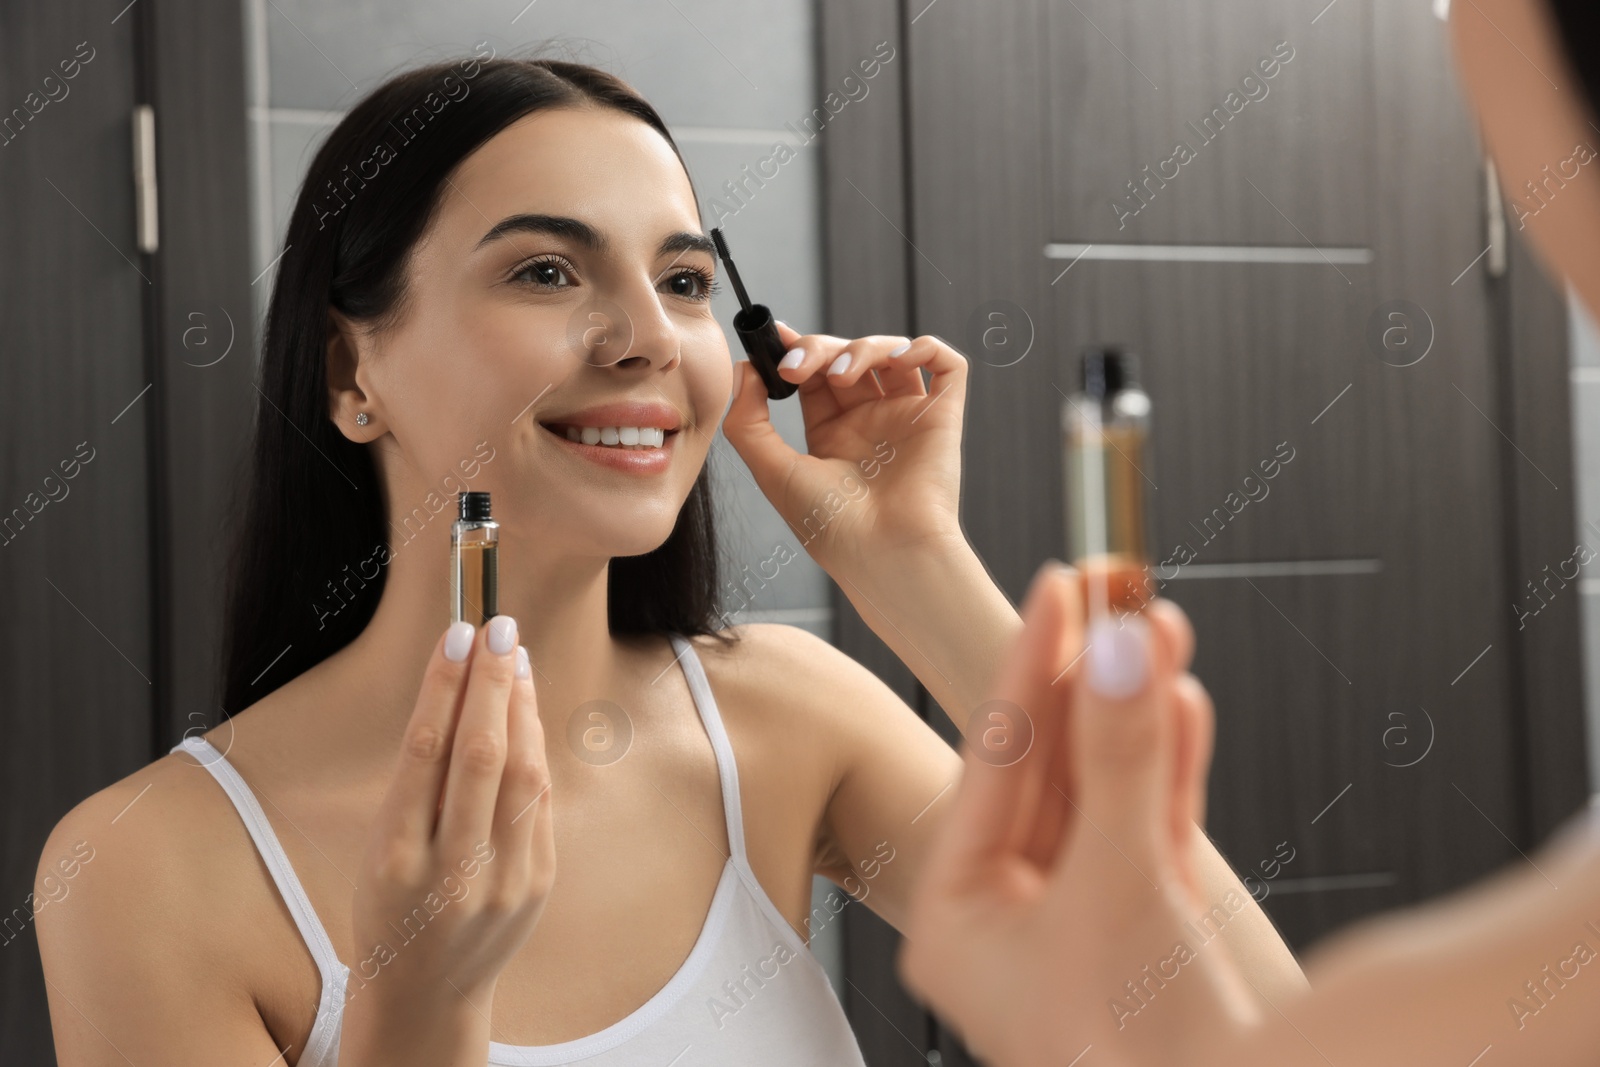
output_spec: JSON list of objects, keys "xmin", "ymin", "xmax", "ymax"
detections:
[
  {"xmin": 444, "ymin": 621, "xmax": 475, "ymax": 662},
  {"xmin": 779, "ymin": 347, "xmax": 806, "ymax": 370},
  {"xmin": 888, "ymin": 340, "xmax": 911, "ymax": 358},
  {"xmin": 1085, "ymin": 616, "xmax": 1150, "ymax": 700},
  {"xmin": 515, "ymin": 645, "xmax": 531, "ymax": 679},
  {"xmin": 487, "ymin": 615, "xmax": 518, "ymax": 656},
  {"xmin": 828, "ymin": 352, "xmax": 853, "ymax": 376}
]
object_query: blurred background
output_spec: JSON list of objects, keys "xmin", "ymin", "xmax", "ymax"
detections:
[{"xmin": 4, "ymin": 0, "xmax": 1597, "ymax": 1063}]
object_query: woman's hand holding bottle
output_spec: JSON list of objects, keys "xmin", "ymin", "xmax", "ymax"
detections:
[
  {"xmin": 897, "ymin": 562, "xmax": 1259, "ymax": 1067},
  {"xmin": 339, "ymin": 615, "xmax": 556, "ymax": 1065}
]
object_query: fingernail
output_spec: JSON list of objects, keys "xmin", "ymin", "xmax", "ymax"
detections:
[
  {"xmin": 487, "ymin": 615, "xmax": 518, "ymax": 656},
  {"xmin": 888, "ymin": 340, "xmax": 911, "ymax": 358},
  {"xmin": 779, "ymin": 347, "xmax": 805, "ymax": 370},
  {"xmin": 776, "ymin": 319, "xmax": 790, "ymax": 331},
  {"xmin": 515, "ymin": 645, "xmax": 531, "ymax": 679},
  {"xmin": 1085, "ymin": 615, "xmax": 1150, "ymax": 700},
  {"xmin": 828, "ymin": 352, "xmax": 853, "ymax": 376},
  {"xmin": 444, "ymin": 621, "xmax": 475, "ymax": 662}
]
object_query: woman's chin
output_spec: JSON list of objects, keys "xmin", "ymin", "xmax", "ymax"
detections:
[{"xmin": 527, "ymin": 511, "xmax": 680, "ymax": 560}]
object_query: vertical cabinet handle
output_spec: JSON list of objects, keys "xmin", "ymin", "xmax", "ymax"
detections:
[
  {"xmin": 132, "ymin": 104, "xmax": 158, "ymax": 254},
  {"xmin": 1485, "ymin": 156, "xmax": 1507, "ymax": 278}
]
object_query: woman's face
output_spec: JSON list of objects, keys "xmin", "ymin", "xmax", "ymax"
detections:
[
  {"xmin": 342, "ymin": 104, "xmax": 731, "ymax": 561},
  {"xmin": 1451, "ymin": 0, "xmax": 1600, "ymax": 314}
]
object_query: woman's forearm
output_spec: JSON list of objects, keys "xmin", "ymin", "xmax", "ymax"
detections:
[
  {"xmin": 834, "ymin": 536, "xmax": 1024, "ymax": 737},
  {"xmin": 1189, "ymin": 825, "xmax": 1312, "ymax": 1004},
  {"xmin": 1198, "ymin": 824, "xmax": 1600, "ymax": 1067}
]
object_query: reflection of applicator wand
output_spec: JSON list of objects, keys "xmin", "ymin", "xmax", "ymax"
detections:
[{"xmin": 710, "ymin": 227, "xmax": 798, "ymax": 400}]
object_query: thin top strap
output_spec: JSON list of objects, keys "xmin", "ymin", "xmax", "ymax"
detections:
[
  {"xmin": 171, "ymin": 637, "xmax": 737, "ymax": 990},
  {"xmin": 667, "ymin": 634, "xmax": 749, "ymax": 868},
  {"xmin": 169, "ymin": 736, "xmax": 345, "ymax": 991}
]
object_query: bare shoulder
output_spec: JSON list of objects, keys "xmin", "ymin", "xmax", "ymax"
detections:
[
  {"xmin": 686, "ymin": 621, "xmax": 908, "ymax": 700},
  {"xmin": 36, "ymin": 750, "xmax": 247, "ymax": 961},
  {"xmin": 684, "ymin": 622, "xmax": 939, "ymax": 784},
  {"xmin": 689, "ymin": 623, "xmax": 960, "ymax": 921},
  {"xmin": 34, "ymin": 750, "xmax": 286, "ymax": 1062},
  {"xmin": 686, "ymin": 621, "xmax": 919, "ymax": 731}
]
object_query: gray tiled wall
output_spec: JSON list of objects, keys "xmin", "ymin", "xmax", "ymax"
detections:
[{"xmin": 239, "ymin": 0, "xmax": 846, "ymax": 993}]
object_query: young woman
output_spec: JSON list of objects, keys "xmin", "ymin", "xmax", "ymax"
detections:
[
  {"xmin": 899, "ymin": 2, "xmax": 1600, "ymax": 1064},
  {"xmin": 33, "ymin": 56, "xmax": 1304, "ymax": 1066}
]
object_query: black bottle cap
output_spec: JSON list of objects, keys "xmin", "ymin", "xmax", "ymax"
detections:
[
  {"xmin": 732, "ymin": 304, "xmax": 800, "ymax": 401},
  {"xmin": 1079, "ymin": 346, "xmax": 1139, "ymax": 398},
  {"xmin": 458, "ymin": 491, "xmax": 492, "ymax": 521}
]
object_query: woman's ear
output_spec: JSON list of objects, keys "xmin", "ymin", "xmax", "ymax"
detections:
[{"xmin": 326, "ymin": 308, "xmax": 378, "ymax": 440}]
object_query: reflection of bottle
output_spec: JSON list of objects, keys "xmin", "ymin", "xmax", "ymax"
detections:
[
  {"xmin": 1062, "ymin": 347, "xmax": 1153, "ymax": 615},
  {"xmin": 451, "ymin": 491, "xmax": 498, "ymax": 626}
]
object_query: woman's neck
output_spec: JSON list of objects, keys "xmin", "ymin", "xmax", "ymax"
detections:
[{"xmin": 315, "ymin": 525, "xmax": 627, "ymax": 757}]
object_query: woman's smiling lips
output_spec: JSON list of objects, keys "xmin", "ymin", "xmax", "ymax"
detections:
[{"xmin": 536, "ymin": 399, "xmax": 683, "ymax": 474}]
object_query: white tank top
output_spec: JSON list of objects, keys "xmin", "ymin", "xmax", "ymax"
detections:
[{"xmin": 169, "ymin": 632, "xmax": 869, "ymax": 1067}]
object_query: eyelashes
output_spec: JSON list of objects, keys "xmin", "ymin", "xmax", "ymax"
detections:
[
  {"xmin": 510, "ymin": 254, "xmax": 576, "ymax": 290},
  {"xmin": 509, "ymin": 254, "xmax": 721, "ymax": 303},
  {"xmin": 666, "ymin": 265, "xmax": 721, "ymax": 302}
]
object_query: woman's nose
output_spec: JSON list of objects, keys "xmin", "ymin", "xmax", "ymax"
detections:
[{"xmin": 571, "ymin": 289, "xmax": 680, "ymax": 371}]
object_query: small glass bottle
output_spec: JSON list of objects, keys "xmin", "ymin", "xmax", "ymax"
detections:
[
  {"xmin": 451, "ymin": 491, "xmax": 498, "ymax": 626},
  {"xmin": 1062, "ymin": 346, "xmax": 1154, "ymax": 616}
]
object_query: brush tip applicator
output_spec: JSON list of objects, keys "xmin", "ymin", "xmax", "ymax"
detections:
[{"xmin": 710, "ymin": 227, "xmax": 799, "ymax": 400}]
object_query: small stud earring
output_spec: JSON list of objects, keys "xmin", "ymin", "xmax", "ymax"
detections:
[{"xmin": 355, "ymin": 412, "xmax": 369, "ymax": 426}]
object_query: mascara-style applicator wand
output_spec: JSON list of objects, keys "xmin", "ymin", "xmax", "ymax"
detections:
[{"xmin": 710, "ymin": 227, "xmax": 799, "ymax": 400}]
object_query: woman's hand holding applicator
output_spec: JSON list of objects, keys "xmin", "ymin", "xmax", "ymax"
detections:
[
  {"xmin": 720, "ymin": 321, "xmax": 971, "ymax": 570},
  {"xmin": 720, "ymin": 322, "xmax": 1022, "ymax": 726}
]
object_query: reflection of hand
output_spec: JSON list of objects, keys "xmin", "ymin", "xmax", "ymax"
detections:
[
  {"xmin": 897, "ymin": 561, "xmax": 1257, "ymax": 1067},
  {"xmin": 719, "ymin": 322, "xmax": 969, "ymax": 577}
]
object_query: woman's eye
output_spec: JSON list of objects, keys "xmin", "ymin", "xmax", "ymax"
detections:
[
  {"xmin": 664, "ymin": 268, "xmax": 718, "ymax": 301},
  {"xmin": 514, "ymin": 258, "xmax": 574, "ymax": 289}
]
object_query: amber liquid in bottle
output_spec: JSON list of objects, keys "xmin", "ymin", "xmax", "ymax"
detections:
[
  {"xmin": 451, "ymin": 491, "xmax": 499, "ymax": 626},
  {"xmin": 454, "ymin": 540, "xmax": 498, "ymax": 625},
  {"xmin": 1063, "ymin": 349, "xmax": 1153, "ymax": 616}
]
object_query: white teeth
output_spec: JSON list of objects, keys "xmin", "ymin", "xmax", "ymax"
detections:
[{"xmin": 559, "ymin": 425, "xmax": 667, "ymax": 449}]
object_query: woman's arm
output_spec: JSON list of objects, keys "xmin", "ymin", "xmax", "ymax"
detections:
[
  {"xmin": 834, "ymin": 534, "xmax": 1020, "ymax": 732},
  {"xmin": 35, "ymin": 774, "xmax": 316, "ymax": 1066},
  {"xmin": 1197, "ymin": 814, "xmax": 1600, "ymax": 1067},
  {"xmin": 719, "ymin": 323, "xmax": 1305, "ymax": 1000},
  {"xmin": 900, "ymin": 559, "xmax": 1600, "ymax": 1067},
  {"xmin": 846, "ymin": 542, "xmax": 1309, "ymax": 1003}
]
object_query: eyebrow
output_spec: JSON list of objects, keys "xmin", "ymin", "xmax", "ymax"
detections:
[{"xmin": 475, "ymin": 213, "xmax": 716, "ymax": 261}]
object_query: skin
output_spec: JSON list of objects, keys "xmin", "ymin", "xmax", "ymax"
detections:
[
  {"xmin": 33, "ymin": 98, "xmax": 1300, "ymax": 1066},
  {"xmin": 897, "ymin": 1, "xmax": 1600, "ymax": 1064}
]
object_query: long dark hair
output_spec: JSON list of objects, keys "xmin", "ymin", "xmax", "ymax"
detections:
[
  {"xmin": 219, "ymin": 54, "xmax": 736, "ymax": 716},
  {"xmin": 1548, "ymin": 0, "xmax": 1600, "ymax": 121}
]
